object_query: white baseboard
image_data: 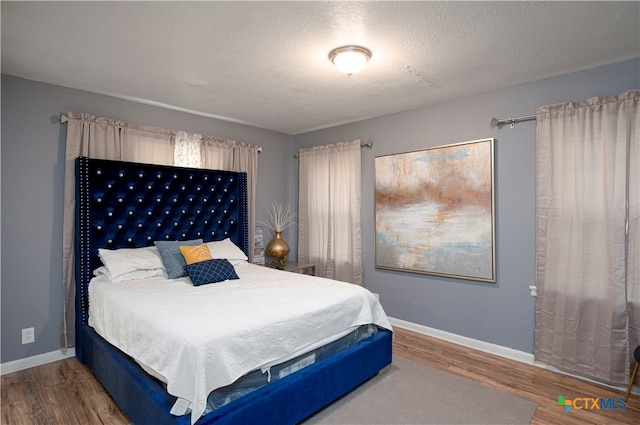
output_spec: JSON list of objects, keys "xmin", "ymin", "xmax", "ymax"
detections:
[
  {"xmin": 389, "ymin": 317, "xmax": 535, "ymax": 364},
  {"xmin": 389, "ymin": 317, "xmax": 637, "ymax": 395},
  {"xmin": 1, "ymin": 348, "xmax": 76, "ymax": 376}
]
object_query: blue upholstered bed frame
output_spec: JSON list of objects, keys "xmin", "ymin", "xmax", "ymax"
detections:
[{"xmin": 75, "ymin": 157, "xmax": 392, "ymax": 425}]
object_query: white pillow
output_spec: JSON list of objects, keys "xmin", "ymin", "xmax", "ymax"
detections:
[
  {"xmin": 93, "ymin": 266, "xmax": 167, "ymax": 282},
  {"xmin": 206, "ymin": 238, "xmax": 248, "ymax": 265},
  {"xmin": 98, "ymin": 246, "xmax": 165, "ymax": 280}
]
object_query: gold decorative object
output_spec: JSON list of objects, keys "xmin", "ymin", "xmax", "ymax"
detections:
[
  {"xmin": 259, "ymin": 201, "xmax": 296, "ymax": 267},
  {"xmin": 266, "ymin": 231, "xmax": 290, "ymax": 267}
]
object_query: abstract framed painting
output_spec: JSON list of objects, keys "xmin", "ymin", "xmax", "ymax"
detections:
[{"xmin": 374, "ymin": 138, "xmax": 496, "ymax": 282}]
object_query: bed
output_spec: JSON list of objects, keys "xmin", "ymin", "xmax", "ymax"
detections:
[{"xmin": 74, "ymin": 157, "xmax": 393, "ymax": 425}]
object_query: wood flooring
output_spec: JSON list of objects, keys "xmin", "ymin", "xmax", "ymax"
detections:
[{"xmin": 2, "ymin": 327, "xmax": 639, "ymax": 424}]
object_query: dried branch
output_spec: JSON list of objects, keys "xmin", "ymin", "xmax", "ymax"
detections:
[{"xmin": 258, "ymin": 201, "xmax": 297, "ymax": 232}]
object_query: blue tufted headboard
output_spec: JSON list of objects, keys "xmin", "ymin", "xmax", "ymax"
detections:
[{"xmin": 74, "ymin": 157, "xmax": 248, "ymax": 359}]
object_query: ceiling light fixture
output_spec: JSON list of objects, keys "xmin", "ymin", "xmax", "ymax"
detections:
[{"xmin": 329, "ymin": 46, "xmax": 372, "ymax": 76}]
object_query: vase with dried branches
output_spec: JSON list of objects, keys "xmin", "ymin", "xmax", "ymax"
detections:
[{"xmin": 259, "ymin": 202, "xmax": 296, "ymax": 267}]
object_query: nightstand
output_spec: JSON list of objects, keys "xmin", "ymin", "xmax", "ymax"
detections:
[{"xmin": 265, "ymin": 261, "xmax": 316, "ymax": 276}]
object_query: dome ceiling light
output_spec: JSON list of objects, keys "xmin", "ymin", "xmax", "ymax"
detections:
[{"xmin": 329, "ymin": 46, "xmax": 372, "ymax": 76}]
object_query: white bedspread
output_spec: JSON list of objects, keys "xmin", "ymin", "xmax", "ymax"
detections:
[{"xmin": 88, "ymin": 263, "xmax": 391, "ymax": 425}]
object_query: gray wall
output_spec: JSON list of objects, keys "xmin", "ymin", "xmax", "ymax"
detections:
[
  {"xmin": 294, "ymin": 58, "xmax": 640, "ymax": 353},
  {"xmin": 1, "ymin": 74, "xmax": 295, "ymax": 363}
]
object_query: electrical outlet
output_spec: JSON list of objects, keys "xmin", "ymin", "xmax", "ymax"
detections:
[{"xmin": 22, "ymin": 327, "xmax": 35, "ymax": 344}]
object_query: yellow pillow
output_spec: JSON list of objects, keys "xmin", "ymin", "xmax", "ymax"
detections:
[{"xmin": 179, "ymin": 244, "xmax": 213, "ymax": 265}]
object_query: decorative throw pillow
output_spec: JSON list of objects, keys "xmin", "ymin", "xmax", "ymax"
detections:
[
  {"xmin": 184, "ymin": 259, "xmax": 239, "ymax": 286},
  {"xmin": 154, "ymin": 239, "xmax": 203, "ymax": 278},
  {"xmin": 179, "ymin": 244, "xmax": 213, "ymax": 265},
  {"xmin": 206, "ymin": 238, "xmax": 249, "ymax": 265}
]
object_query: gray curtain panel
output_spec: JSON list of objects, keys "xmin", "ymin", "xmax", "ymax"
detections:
[{"xmin": 534, "ymin": 90, "xmax": 640, "ymax": 385}]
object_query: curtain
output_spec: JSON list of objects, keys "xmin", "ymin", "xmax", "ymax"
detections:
[
  {"xmin": 61, "ymin": 112, "xmax": 173, "ymax": 350},
  {"xmin": 534, "ymin": 90, "xmax": 640, "ymax": 385},
  {"xmin": 298, "ymin": 140, "xmax": 362, "ymax": 284},
  {"xmin": 61, "ymin": 113, "xmax": 259, "ymax": 350},
  {"xmin": 174, "ymin": 130, "xmax": 203, "ymax": 168},
  {"xmin": 202, "ymin": 137, "xmax": 259, "ymax": 259}
]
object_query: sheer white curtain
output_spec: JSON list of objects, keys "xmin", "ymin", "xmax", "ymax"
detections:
[
  {"xmin": 174, "ymin": 130, "xmax": 203, "ymax": 168},
  {"xmin": 298, "ymin": 140, "xmax": 362, "ymax": 284},
  {"xmin": 61, "ymin": 114, "xmax": 259, "ymax": 350},
  {"xmin": 534, "ymin": 90, "xmax": 640, "ymax": 385}
]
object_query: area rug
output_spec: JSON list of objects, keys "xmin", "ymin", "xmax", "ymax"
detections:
[{"xmin": 303, "ymin": 356, "xmax": 537, "ymax": 425}]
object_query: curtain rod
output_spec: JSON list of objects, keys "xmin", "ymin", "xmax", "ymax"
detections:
[
  {"xmin": 60, "ymin": 113, "xmax": 263, "ymax": 152},
  {"xmin": 490, "ymin": 114, "xmax": 536, "ymax": 129},
  {"xmin": 294, "ymin": 139, "xmax": 373, "ymax": 158}
]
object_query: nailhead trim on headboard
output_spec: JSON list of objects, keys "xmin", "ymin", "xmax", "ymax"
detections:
[{"xmin": 74, "ymin": 157, "xmax": 248, "ymax": 356}]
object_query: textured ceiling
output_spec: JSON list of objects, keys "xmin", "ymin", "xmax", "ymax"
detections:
[{"xmin": 2, "ymin": 1, "xmax": 639, "ymax": 135}]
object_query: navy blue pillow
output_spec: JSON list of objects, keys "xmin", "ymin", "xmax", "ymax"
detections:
[{"xmin": 184, "ymin": 259, "xmax": 239, "ymax": 286}]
